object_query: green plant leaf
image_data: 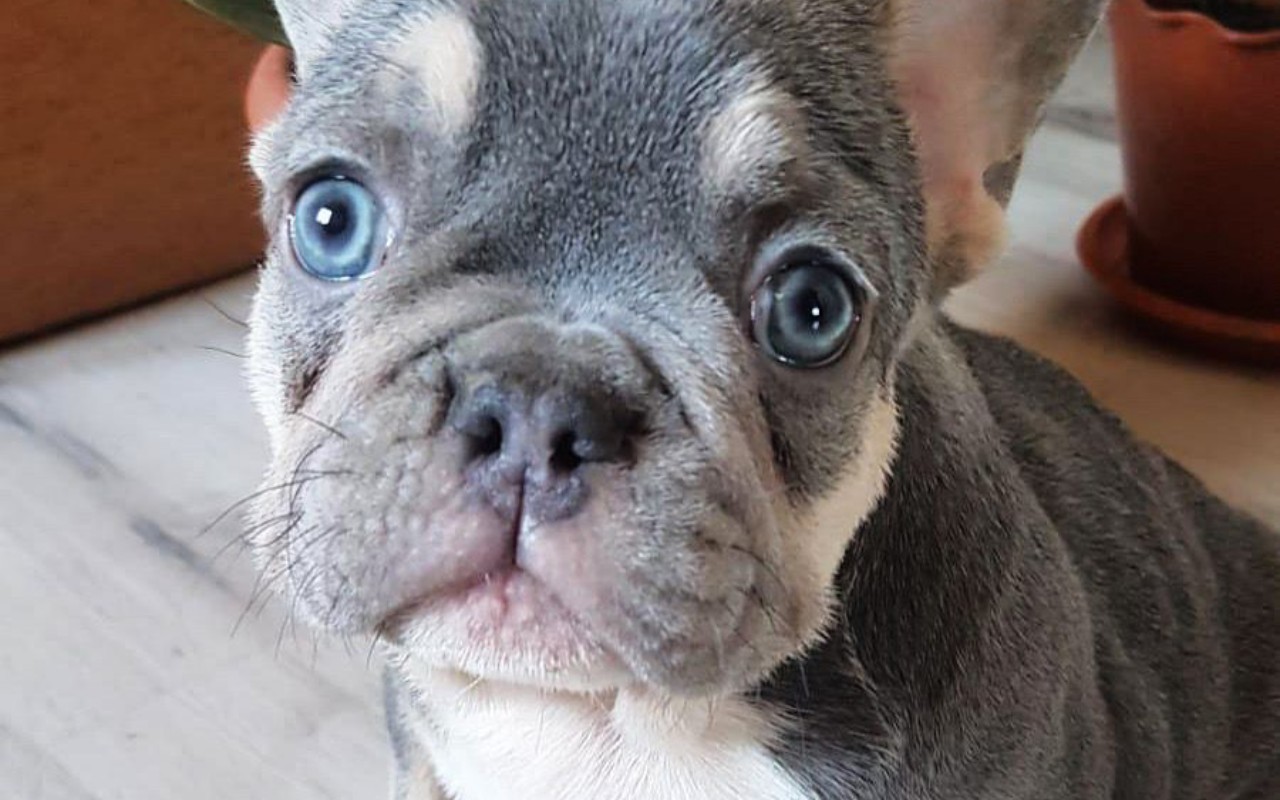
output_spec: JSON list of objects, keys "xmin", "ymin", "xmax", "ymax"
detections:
[{"xmin": 181, "ymin": 0, "xmax": 288, "ymax": 45}]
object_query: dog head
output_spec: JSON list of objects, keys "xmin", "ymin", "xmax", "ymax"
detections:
[{"xmin": 245, "ymin": 0, "xmax": 1101, "ymax": 694}]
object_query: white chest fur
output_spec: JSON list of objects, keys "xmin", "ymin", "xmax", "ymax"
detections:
[{"xmin": 404, "ymin": 669, "xmax": 814, "ymax": 800}]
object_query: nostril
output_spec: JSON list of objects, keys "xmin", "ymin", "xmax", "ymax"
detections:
[
  {"xmin": 549, "ymin": 403, "xmax": 636, "ymax": 471},
  {"xmin": 573, "ymin": 428, "xmax": 627, "ymax": 464},
  {"xmin": 454, "ymin": 404, "xmax": 505, "ymax": 460},
  {"xmin": 550, "ymin": 431, "xmax": 583, "ymax": 474},
  {"xmin": 451, "ymin": 381, "xmax": 514, "ymax": 462},
  {"xmin": 468, "ymin": 414, "xmax": 504, "ymax": 459}
]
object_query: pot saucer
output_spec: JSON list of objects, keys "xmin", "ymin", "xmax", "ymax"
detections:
[{"xmin": 1077, "ymin": 195, "xmax": 1280, "ymax": 366}]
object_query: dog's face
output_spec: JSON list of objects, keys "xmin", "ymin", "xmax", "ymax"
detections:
[{"xmin": 246, "ymin": 0, "xmax": 1100, "ymax": 694}]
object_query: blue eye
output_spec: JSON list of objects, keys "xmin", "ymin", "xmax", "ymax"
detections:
[
  {"xmin": 751, "ymin": 257, "xmax": 863, "ymax": 368},
  {"xmin": 289, "ymin": 177, "xmax": 389, "ymax": 281}
]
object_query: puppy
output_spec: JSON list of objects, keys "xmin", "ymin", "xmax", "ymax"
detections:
[{"xmin": 243, "ymin": 0, "xmax": 1280, "ymax": 797}]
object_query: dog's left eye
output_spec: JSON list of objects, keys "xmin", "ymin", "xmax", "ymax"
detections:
[
  {"xmin": 289, "ymin": 177, "xmax": 390, "ymax": 281},
  {"xmin": 750, "ymin": 256, "xmax": 863, "ymax": 368}
]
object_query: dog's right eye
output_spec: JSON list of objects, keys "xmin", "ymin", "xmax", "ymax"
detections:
[
  {"xmin": 750, "ymin": 255, "xmax": 864, "ymax": 369},
  {"xmin": 289, "ymin": 176, "xmax": 390, "ymax": 281}
]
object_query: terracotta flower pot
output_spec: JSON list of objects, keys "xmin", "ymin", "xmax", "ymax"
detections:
[
  {"xmin": 1112, "ymin": 0, "xmax": 1280, "ymax": 323},
  {"xmin": 1080, "ymin": 0, "xmax": 1280, "ymax": 364},
  {"xmin": 245, "ymin": 45, "xmax": 293, "ymax": 133}
]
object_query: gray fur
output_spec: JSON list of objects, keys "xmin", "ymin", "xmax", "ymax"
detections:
[
  {"xmin": 243, "ymin": 0, "xmax": 1280, "ymax": 797},
  {"xmin": 761, "ymin": 322, "xmax": 1280, "ymax": 797}
]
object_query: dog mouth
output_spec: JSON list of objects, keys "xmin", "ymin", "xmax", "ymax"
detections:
[
  {"xmin": 377, "ymin": 563, "xmax": 557, "ymax": 638},
  {"xmin": 269, "ymin": 435, "xmax": 782, "ymax": 691},
  {"xmin": 369, "ymin": 519, "xmax": 634, "ymax": 690},
  {"xmin": 372, "ymin": 484, "xmax": 567, "ymax": 642}
]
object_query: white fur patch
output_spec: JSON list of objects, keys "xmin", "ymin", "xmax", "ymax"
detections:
[
  {"xmin": 701, "ymin": 81, "xmax": 798, "ymax": 198},
  {"xmin": 403, "ymin": 667, "xmax": 814, "ymax": 800},
  {"xmin": 389, "ymin": 10, "xmax": 484, "ymax": 135},
  {"xmin": 778, "ymin": 389, "xmax": 901, "ymax": 642}
]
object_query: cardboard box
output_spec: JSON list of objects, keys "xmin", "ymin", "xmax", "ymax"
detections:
[{"xmin": 1, "ymin": 0, "xmax": 266, "ymax": 343}]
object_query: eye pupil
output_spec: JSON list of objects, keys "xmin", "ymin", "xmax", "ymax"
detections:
[
  {"xmin": 314, "ymin": 204, "xmax": 348, "ymax": 236},
  {"xmin": 751, "ymin": 257, "xmax": 863, "ymax": 368},
  {"xmin": 795, "ymin": 288, "xmax": 831, "ymax": 331}
]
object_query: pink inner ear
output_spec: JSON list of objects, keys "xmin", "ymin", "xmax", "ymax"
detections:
[{"xmin": 892, "ymin": 4, "xmax": 1011, "ymax": 271}]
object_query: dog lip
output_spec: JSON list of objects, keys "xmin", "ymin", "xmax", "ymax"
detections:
[
  {"xmin": 374, "ymin": 563, "xmax": 629, "ymax": 681},
  {"xmin": 376, "ymin": 484, "xmax": 528, "ymax": 637},
  {"xmin": 374, "ymin": 557, "xmax": 593, "ymax": 645},
  {"xmin": 376, "ymin": 562, "xmax": 519, "ymax": 636},
  {"xmin": 368, "ymin": 489, "xmax": 633, "ymax": 683}
]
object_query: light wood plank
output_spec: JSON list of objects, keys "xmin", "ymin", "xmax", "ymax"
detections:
[{"xmin": 0, "ymin": 284, "xmax": 389, "ymax": 799}]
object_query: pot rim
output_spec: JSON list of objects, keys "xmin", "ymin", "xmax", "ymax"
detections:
[{"xmin": 1136, "ymin": 0, "xmax": 1280, "ymax": 47}]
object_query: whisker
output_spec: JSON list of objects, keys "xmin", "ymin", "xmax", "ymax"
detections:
[
  {"xmin": 288, "ymin": 562, "xmax": 329, "ymax": 647},
  {"xmin": 740, "ymin": 585, "xmax": 786, "ymax": 636},
  {"xmin": 275, "ymin": 603, "xmax": 295, "ymax": 659},
  {"xmin": 288, "ymin": 410, "xmax": 349, "ymax": 441},
  {"xmin": 323, "ymin": 569, "xmax": 353, "ymax": 631},
  {"xmin": 366, "ymin": 628, "xmax": 385, "ymax": 669},
  {"xmin": 211, "ymin": 512, "xmax": 300, "ymax": 566},
  {"xmin": 242, "ymin": 511, "xmax": 305, "ymax": 548},
  {"xmin": 232, "ymin": 576, "xmax": 276, "ymax": 638},
  {"xmin": 340, "ymin": 633, "xmax": 359, "ymax": 660},
  {"xmin": 727, "ymin": 542, "xmax": 787, "ymax": 591},
  {"xmin": 456, "ymin": 674, "xmax": 486, "ymax": 701},
  {"xmin": 294, "ymin": 468, "xmax": 355, "ymax": 478},
  {"xmin": 200, "ymin": 296, "xmax": 249, "ymax": 328},
  {"xmin": 210, "ymin": 531, "xmax": 256, "ymax": 568},
  {"xmin": 198, "ymin": 345, "xmax": 248, "ymax": 360},
  {"xmin": 200, "ymin": 476, "xmax": 325, "ymax": 538},
  {"xmin": 232, "ymin": 526, "xmax": 315, "ymax": 636},
  {"xmin": 709, "ymin": 616, "xmax": 726, "ymax": 675},
  {"xmin": 288, "ymin": 442, "xmax": 328, "ymax": 510}
]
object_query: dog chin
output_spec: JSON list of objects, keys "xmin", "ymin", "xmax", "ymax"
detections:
[{"xmin": 381, "ymin": 568, "xmax": 635, "ymax": 693}]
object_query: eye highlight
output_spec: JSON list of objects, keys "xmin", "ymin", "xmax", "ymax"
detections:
[
  {"xmin": 750, "ymin": 254, "xmax": 864, "ymax": 368},
  {"xmin": 289, "ymin": 176, "xmax": 390, "ymax": 281}
]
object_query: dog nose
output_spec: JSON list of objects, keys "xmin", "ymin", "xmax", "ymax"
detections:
[
  {"xmin": 452, "ymin": 382, "xmax": 632, "ymax": 469},
  {"xmin": 448, "ymin": 377, "xmax": 641, "ymax": 522}
]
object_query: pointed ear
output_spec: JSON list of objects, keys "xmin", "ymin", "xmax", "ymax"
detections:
[
  {"xmin": 272, "ymin": 0, "xmax": 363, "ymax": 75},
  {"xmin": 889, "ymin": 0, "xmax": 1103, "ymax": 285}
]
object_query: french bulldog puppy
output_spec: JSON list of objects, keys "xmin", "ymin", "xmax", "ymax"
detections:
[{"xmin": 243, "ymin": 0, "xmax": 1280, "ymax": 797}]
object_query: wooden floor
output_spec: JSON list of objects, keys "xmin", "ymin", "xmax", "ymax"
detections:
[{"xmin": 2, "ymin": 38, "xmax": 1277, "ymax": 800}]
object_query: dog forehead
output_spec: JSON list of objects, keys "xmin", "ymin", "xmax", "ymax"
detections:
[
  {"xmin": 464, "ymin": 0, "xmax": 761, "ymax": 202},
  {"xmin": 282, "ymin": 0, "xmax": 779, "ymax": 193}
]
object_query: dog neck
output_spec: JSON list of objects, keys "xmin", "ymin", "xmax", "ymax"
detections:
[{"xmin": 394, "ymin": 662, "xmax": 814, "ymax": 800}]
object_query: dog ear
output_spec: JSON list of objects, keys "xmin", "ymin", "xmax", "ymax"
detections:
[
  {"xmin": 889, "ymin": 0, "xmax": 1104, "ymax": 286},
  {"xmin": 272, "ymin": 0, "xmax": 363, "ymax": 75}
]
